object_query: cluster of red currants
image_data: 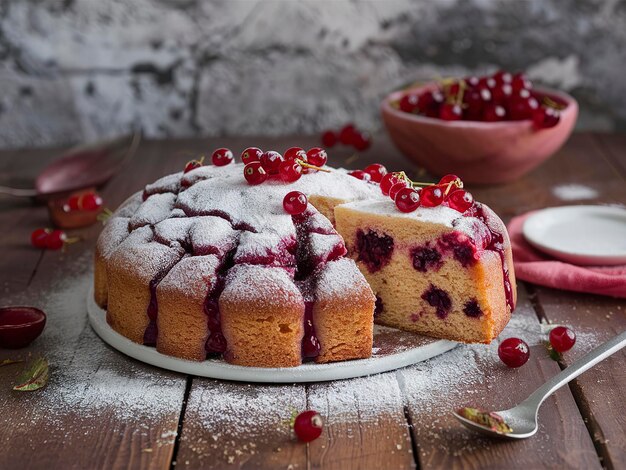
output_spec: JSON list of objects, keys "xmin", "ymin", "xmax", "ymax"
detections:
[
  {"xmin": 321, "ymin": 124, "xmax": 371, "ymax": 151},
  {"xmin": 183, "ymin": 148, "xmax": 234, "ymax": 173},
  {"xmin": 398, "ymin": 71, "xmax": 562, "ymax": 130},
  {"xmin": 31, "ymin": 228, "xmax": 78, "ymax": 250},
  {"xmin": 62, "ymin": 191, "xmax": 103, "ymax": 213},
  {"xmin": 242, "ymin": 147, "xmax": 328, "ymax": 185},
  {"xmin": 383, "ymin": 173, "xmax": 474, "ymax": 214}
]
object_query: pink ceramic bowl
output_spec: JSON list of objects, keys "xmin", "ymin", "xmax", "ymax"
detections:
[{"xmin": 381, "ymin": 84, "xmax": 578, "ymax": 184}]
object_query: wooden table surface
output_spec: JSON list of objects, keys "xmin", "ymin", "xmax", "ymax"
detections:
[{"xmin": 0, "ymin": 132, "xmax": 624, "ymax": 470}]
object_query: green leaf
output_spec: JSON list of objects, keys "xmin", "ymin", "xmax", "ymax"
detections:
[
  {"xmin": 0, "ymin": 359, "xmax": 23, "ymax": 368},
  {"xmin": 546, "ymin": 342, "xmax": 562, "ymax": 362},
  {"xmin": 13, "ymin": 357, "xmax": 49, "ymax": 392}
]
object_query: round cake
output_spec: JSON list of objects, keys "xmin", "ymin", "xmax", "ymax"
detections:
[{"xmin": 94, "ymin": 156, "xmax": 516, "ymax": 367}]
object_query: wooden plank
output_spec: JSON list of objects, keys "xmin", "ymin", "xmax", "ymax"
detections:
[
  {"xmin": 307, "ymin": 373, "xmax": 415, "ymax": 470},
  {"xmin": 474, "ymin": 132, "xmax": 626, "ymax": 469},
  {"xmin": 0, "ymin": 141, "xmax": 190, "ymax": 470},
  {"xmin": 401, "ymin": 285, "xmax": 601, "ymax": 470},
  {"xmin": 593, "ymin": 133, "xmax": 626, "ymax": 179},
  {"xmin": 174, "ymin": 380, "xmax": 307, "ymax": 469}
]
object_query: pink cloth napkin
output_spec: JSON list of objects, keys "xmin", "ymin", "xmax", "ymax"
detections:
[{"xmin": 507, "ymin": 212, "xmax": 626, "ymax": 298}]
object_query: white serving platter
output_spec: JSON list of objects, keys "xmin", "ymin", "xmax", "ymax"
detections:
[
  {"xmin": 87, "ymin": 287, "xmax": 457, "ymax": 383},
  {"xmin": 523, "ymin": 205, "xmax": 626, "ymax": 266}
]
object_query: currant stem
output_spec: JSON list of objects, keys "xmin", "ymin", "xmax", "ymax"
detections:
[
  {"xmin": 97, "ymin": 208, "xmax": 114, "ymax": 224},
  {"xmin": 295, "ymin": 159, "xmax": 331, "ymax": 173}
]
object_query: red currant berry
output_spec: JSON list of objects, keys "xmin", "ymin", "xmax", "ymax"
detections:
[
  {"xmin": 241, "ymin": 147, "xmax": 263, "ymax": 165},
  {"xmin": 394, "ymin": 187, "xmax": 421, "ymax": 213},
  {"xmin": 306, "ymin": 148, "xmax": 328, "ymax": 167},
  {"xmin": 508, "ymin": 95, "xmax": 539, "ymax": 121},
  {"xmin": 46, "ymin": 229, "xmax": 68, "ymax": 250},
  {"xmin": 399, "ymin": 94, "xmax": 419, "ymax": 113},
  {"xmin": 417, "ymin": 90, "xmax": 442, "ymax": 116},
  {"xmin": 493, "ymin": 70, "xmax": 512, "ymax": 85},
  {"xmin": 532, "ymin": 106, "xmax": 560, "ymax": 130},
  {"xmin": 491, "ymin": 84, "xmax": 512, "ymax": 104},
  {"xmin": 31, "ymin": 228, "xmax": 51, "ymax": 249},
  {"xmin": 446, "ymin": 189, "xmax": 474, "ymax": 213},
  {"xmin": 283, "ymin": 191, "xmax": 308, "ymax": 215},
  {"xmin": 498, "ymin": 337, "xmax": 530, "ymax": 368},
  {"xmin": 482, "ymin": 104, "xmax": 507, "ymax": 122},
  {"xmin": 321, "ymin": 130, "xmax": 338, "ymax": 147},
  {"xmin": 388, "ymin": 180, "xmax": 410, "ymax": 200},
  {"xmin": 352, "ymin": 132, "xmax": 371, "ymax": 151},
  {"xmin": 279, "ymin": 159, "xmax": 303, "ymax": 183},
  {"xmin": 338, "ymin": 124, "xmax": 358, "ymax": 145},
  {"xmin": 65, "ymin": 195, "xmax": 81, "ymax": 211},
  {"xmin": 293, "ymin": 410, "xmax": 323, "ymax": 443},
  {"xmin": 478, "ymin": 76, "xmax": 497, "ymax": 89},
  {"xmin": 81, "ymin": 192, "xmax": 103, "ymax": 211},
  {"xmin": 380, "ymin": 172, "xmax": 402, "ymax": 196},
  {"xmin": 549, "ymin": 326, "xmax": 576, "ymax": 353},
  {"xmin": 211, "ymin": 148, "xmax": 234, "ymax": 167},
  {"xmin": 243, "ymin": 161, "xmax": 268, "ymax": 185},
  {"xmin": 438, "ymin": 174, "xmax": 461, "ymax": 186},
  {"xmin": 348, "ymin": 170, "xmax": 371, "ymax": 182},
  {"xmin": 511, "ymin": 72, "xmax": 532, "ymax": 91},
  {"xmin": 439, "ymin": 103, "xmax": 462, "ymax": 121},
  {"xmin": 465, "ymin": 76, "xmax": 480, "ymax": 88},
  {"xmin": 260, "ymin": 151, "xmax": 284, "ymax": 175},
  {"xmin": 284, "ymin": 147, "xmax": 307, "ymax": 162},
  {"xmin": 184, "ymin": 159, "xmax": 203, "ymax": 173},
  {"xmin": 420, "ymin": 185, "xmax": 444, "ymax": 207},
  {"xmin": 364, "ymin": 163, "xmax": 387, "ymax": 183}
]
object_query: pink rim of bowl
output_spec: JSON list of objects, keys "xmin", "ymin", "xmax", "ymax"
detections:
[
  {"xmin": 0, "ymin": 306, "xmax": 47, "ymax": 349},
  {"xmin": 381, "ymin": 83, "xmax": 578, "ymax": 184}
]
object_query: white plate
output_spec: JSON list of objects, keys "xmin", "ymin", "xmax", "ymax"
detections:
[
  {"xmin": 523, "ymin": 205, "xmax": 626, "ymax": 266},
  {"xmin": 87, "ymin": 288, "xmax": 457, "ymax": 383}
]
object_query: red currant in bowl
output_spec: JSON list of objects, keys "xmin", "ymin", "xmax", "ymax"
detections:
[
  {"xmin": 498, "ymin": 337, "xmax": 530, "ymax": 368},
  {"xmin": 549, "ymin": 326, "xmax": 576, "ymax": 353}
]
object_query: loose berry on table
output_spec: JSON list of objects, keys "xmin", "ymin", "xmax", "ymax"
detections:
[{"xmin": 498, "ymin": 337, "xmax": 530, "ymax": 368}]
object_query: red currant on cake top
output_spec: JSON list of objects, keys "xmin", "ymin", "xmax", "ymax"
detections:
[
  {"xmin": 446, "ymin": 189, "xmax": 474, "ymax": 213},
  {"xmin": 260, "ymin": 150, "xmax": 284, "ymax": 175},
  {"xmin": 284, "ymin": 147, "xmax": 307, "ymax": 162},
  {"xmin": 306, "ymin": 148, "xmax": 328, "ymax": 168},
  {"xmin": 438, "ymin": 174, "xmax": 461, "ymax": 186},
  {"xmin": 211, "ymin": 148, "xmax": 234, "ymax": 166},
  {"xmin": 283, "ymin": 191, "xmax": 308, "ymax": 215},
  {"xmin": 498, "ymin": 337, "xmax": 530, "ymax": 368},
  {"xmin": 388, "ymin": 180, "xmax": 410, "ymax": 200},
  {"xmin": 364, "ymin": 163, "xmax": 387, "ymax": 183},
  {"xmin": 420, "ymin": 185, "xmax": 444, "ymax": 207},
  {"xmin": 184, "ymin": 157, "xmax": 204, "ymax": 173},
  {"xmin": 394, "ymin": 187, "xmax": 421, "ymax": 213},
  {"xmin": 321, "ymin": 130, "xmax": 337, "ymax": 147},
  {"xmin": 293, "ymin": 410, "xmax": 323, "ymax": 442},
  {"xmin": 348, "ymin": 170, "xmax": 371, "ymax": 182},
  {"xmin": 243, "ymin": 161, "xmax": 268, "ymax": 185},
  {"xmin": 549, "ymin": 326, "xmax": 576, "ymax": 353},
  {"xmin": 279, "ymin": 159, "xmax": 303, "ymax": 183},
  {"xmin": 31, "ymin": 228, "xmax": 51, "ymax": 249},
  {"xmin": 241, "ymin": 147, "xmax": 263, "ymax": 165},
  {"xmin": 380, "ymin": 172, "xmax": 403, "ymax": 196}
]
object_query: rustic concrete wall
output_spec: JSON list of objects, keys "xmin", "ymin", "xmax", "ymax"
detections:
[{"xmin": 0, "ymin": 0, "xmax": 625, "ymax": 149}]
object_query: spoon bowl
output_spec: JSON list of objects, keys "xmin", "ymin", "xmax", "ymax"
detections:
[{"xmin": 454, "ymin": 330, "xmax": 626, "ymax": 439}]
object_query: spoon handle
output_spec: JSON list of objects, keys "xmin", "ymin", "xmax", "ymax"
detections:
[
  {"xmin": 522, "ymin": 330, "xmax": 626, "ymax": 410},
  {"xmin": 0, "ymin": 185, "xmax": 37, "ymax": 197}
]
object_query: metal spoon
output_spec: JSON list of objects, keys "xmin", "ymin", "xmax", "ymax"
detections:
[{"xmin": 453, "ymin": 329, "xmax": 626, "ymax": 439}]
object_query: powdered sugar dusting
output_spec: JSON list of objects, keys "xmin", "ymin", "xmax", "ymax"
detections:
[{"xmin": 552, "ymin": 184, "xmax": 599, "ymax": 201}]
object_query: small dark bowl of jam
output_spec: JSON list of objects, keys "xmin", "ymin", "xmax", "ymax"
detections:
[{"xmin": 0, "ymin": 307, "xmax": 47, "ymax": 349}]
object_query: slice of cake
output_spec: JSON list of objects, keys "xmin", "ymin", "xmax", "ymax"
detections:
[{"xmin": 334, "ymin": 199, "xmax": 516, "ymax": 344}]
